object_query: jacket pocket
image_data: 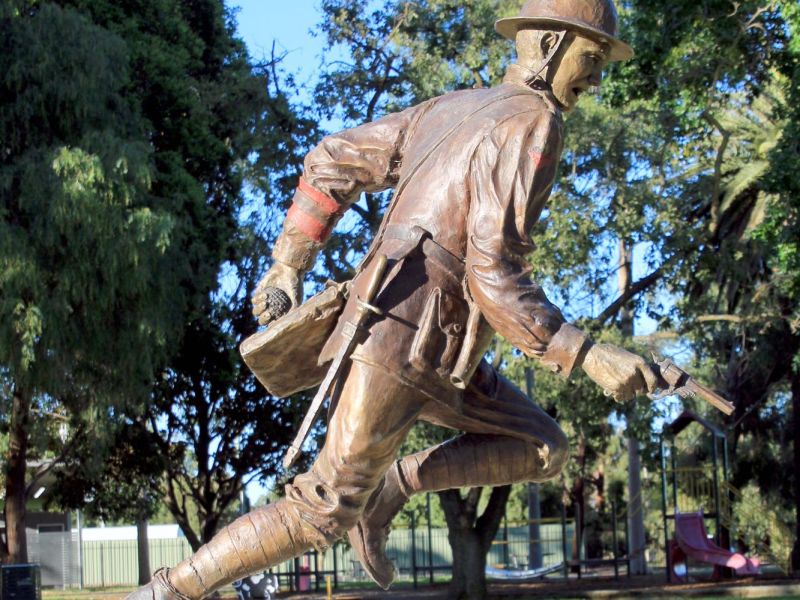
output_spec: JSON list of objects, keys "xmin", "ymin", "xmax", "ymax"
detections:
[{"xmin": 409, "ymin": 287, "xmax": 469, "ymax": 379}]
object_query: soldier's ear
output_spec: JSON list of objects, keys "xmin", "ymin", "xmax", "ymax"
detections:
[{"xmin": 540, "ymin": 31, "xmax": 559, "ymax": 58}]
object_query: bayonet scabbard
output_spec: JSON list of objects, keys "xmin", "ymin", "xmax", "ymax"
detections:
[{"xmin": 283, "ymin": 255, "xmax": 389, "ymax": 469}]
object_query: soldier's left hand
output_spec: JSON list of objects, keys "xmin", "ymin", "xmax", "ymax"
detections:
[
  {"xmin": 251, "ymin": 261, "xmax": 303, "ymax": 326},
  {"xmin": 581, "ymin": 343, "xmax": 660, "ymax": 402}
]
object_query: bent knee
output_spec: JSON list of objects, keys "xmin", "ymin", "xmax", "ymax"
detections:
[
  {"xmin": 539, "ymin": 429, "xmax": 569, "ymax": 481},
  {"xmin": 286, "ymin": 474, "xmax": 372, "ymax": 543}
]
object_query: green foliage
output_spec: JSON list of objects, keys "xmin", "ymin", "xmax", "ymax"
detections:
[
  {"xmin": 732, "ymin": 482, "xmax": 794, "ymax": 572},
  {"xmin": 0, "ymin": 3, "xmax": 178, "ymax": 401}
]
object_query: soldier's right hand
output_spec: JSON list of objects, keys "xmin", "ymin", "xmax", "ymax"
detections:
[
  {"xmin": 581, "ymin": 343, "xmax": 660, "ymax": 403},
  {"xmin": 251, "ymin": 261, "xmax": 303, "ymax": 326}
]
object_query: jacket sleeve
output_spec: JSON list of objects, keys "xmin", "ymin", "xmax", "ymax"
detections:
[
  {"xmin": 273, "ymin": 103, "xmax": 427, "ymax": 270},
  {"xmin": 465, "ymin": 107, "xmax": 589, "ymax": 377}
]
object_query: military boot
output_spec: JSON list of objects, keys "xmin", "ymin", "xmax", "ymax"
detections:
[
  {"xmin": 126, "ymin": 500, "xmax": 316, "ymax": 600},
  {"xmin": 347, "ymin": 461, "xmax": 411, "ymax": 589},
  {"xmin": 125, "ymin": 569, "xmax": 190, "ymax": 600}
]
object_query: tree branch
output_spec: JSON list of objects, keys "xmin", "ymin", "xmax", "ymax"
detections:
[
  {"xmin": 595, "ymin": 268, "xmax": 663, "ymax": 324},
  {"xmin": 476, "ymin": 485, "xmax": 512, "ymax": 549},
  {"xmin": 24, "ymin": 424, "xmax": 85, "ymax": 498}
]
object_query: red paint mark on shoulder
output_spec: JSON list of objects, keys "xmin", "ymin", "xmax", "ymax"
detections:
[{"xmin": 528, "ymin": 149, "xmax": 555, "ymax": 169}]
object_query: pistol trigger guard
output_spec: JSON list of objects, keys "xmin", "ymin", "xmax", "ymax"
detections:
[
  {"xmin": 648, "ymin": 389, "xmax": 669, "ymax": 401},
  {"xmin": 648, "ymin": 385, "xmax": 678, "ymax": 401}
]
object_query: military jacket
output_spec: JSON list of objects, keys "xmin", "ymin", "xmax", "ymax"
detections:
[{"xmin": 274, "ymin": 70, "xmax": 589, "ymax": 406}]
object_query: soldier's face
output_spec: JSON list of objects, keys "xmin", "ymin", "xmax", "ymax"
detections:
[{"xmin": 549, "ymin": 35, "xmax": 609, "ymax": 112}]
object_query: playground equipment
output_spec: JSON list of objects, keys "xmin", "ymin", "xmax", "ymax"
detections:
[
  {"xmin": 486, "ymin": 562, "xmax": 564, "ymax": 581},
  {"xmin": 660, "ymin": 410, "xmax": 759, "ymax": 582},
  {"xmin": 670, "ymin": 511, "xmax": 760, "ymax": 581}
]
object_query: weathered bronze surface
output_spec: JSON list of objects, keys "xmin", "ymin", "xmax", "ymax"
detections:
[
  {"xmin": 240, "ymin": 280, "xmax": 347, "ymax": 398},
  {"xmin": 127, "ymin": 2, "xmax": 663, "ymax": 598}
]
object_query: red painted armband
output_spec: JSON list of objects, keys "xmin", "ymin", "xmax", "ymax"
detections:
[{"xmin": 286, "ymin": 178, "xmax": 344, "ymax": 243}]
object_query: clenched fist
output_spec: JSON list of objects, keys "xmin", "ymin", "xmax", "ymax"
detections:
[
  {"xmin": 581, "ymin": 343, "xmax": 659, "ymax": 402},
  {"xmin": 251, "ymin": 261, "xmax": 303, "ymax": 326}
]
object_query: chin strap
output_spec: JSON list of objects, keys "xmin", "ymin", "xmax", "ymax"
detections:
[{"xmin": 519, "ymin": 29, "xmax": 569, "ymax": 89}]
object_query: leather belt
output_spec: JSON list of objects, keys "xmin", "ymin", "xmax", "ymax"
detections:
[{"xmin": 383, "ymin": 223, "xmax": 465, "ymax": 278}]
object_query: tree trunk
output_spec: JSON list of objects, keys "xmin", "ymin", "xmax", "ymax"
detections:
[
  {"xmin": 618, "ymin": 239, "xmax": 648, "ymax": 575},
  {"xmin": 791, "ymin": 370, "xmax": 800, "ymax": 574},
  {"xmin": 528, "ymin": 483, "xmax": 542, "ymax": 569},
  {"xmin": 448, "ymin": 524, "xmax": 488, "ymax": 599},
  {"xmin": 627, "ymin": 438, "xmax": 647, "ymax": 574},
  {"xmin": 440, "ymin": 485, "xmax": 511, "ymax": 600},
  {"xmin": 136, "ymin": 519, "xmax": 151, "ymax": 585},
  {"xmin": 5, "ymin": 386, "xmax": 30, "ymax": 564},
  {"xmin": 570, "ymin": 435, "xmax": 586, "ymax": 571}
]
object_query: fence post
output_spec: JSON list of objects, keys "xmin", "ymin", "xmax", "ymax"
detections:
[
  {"xmin": 411, "ymin": 513, "xmax": 418, "ymax": 589},
  {"xmin": 77, "ymin": 510, "xmax": 84, "ymax": 589},
  {"xmin": 333, "ymin": 542, "xmax": 339, "ymax": 588},
  {"xmin": 624, "ymin": 506, "xmax": 631, "ymax": 577},
  {"xmin": 293, "ymin": 556, "xmax": 300, "ymax": 592},
  {"xmin": 426, "ymin": 493, "xmax": 434, "ymax": 585},
  {"xmin": 314, "ymin": 549, "xmax": 320, "ymax": 591},
  {"xmin": 560, "ymin": 503, "xmax": 569, "ymax": 580},
  {"xmin": 100, "ymin": 541, "xmax": 105, "ymax": 589},
  {"xmin": 503, "ymin": 516, "xmax": 509, "ymax": 567}
]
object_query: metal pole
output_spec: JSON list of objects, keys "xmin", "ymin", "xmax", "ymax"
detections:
[
  {"xmin": 411, "ymin": 513, "xmax": 418, "ymax": 589},
  {"xmin": 314, "ymin": 549, "xmax": 320, "ymax": 591},
  {"xmin": 293, "ymin": 556, "xmax": 300, "ymax": 592},
  {"xmin": 427, "ymin": 493, "xmax": 434, "ymax": 584},
  {"xmin": 503, "ymin": 516, "xmax": 509, "ymax": 567},
  {"xmin": 100, "ymin": 541, "xmax": 104, "ymax": 589},
  {"xmin": 77, "ymin": 510, "xmax": 84, "ymax": 590},
  {"xmin": 561, "ymin": 502, "xmax": 569, "ymax": 579},
  {"xmin": 660, "ymin": 437, "xmax": 671, "ymax": 582},
  {"xmin": 723, "ymin": 435, "xmax": 732, "ymax": 543},
  {"xmin": 671, "ymin": 445, "xmax": 678, "ymax": 511},
  {"xmin": 611, "ymin": 502, "xmax": 619, "ymax": 580},
  {"xmin": 624, "ymin": 506, "xmax": 631, "ymax": 577},
  {"xmin": 333, "ymin": 542, "xmax": 339, "ymax": 588}
]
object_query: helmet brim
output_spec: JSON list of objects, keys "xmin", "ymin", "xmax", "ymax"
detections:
[{"xmin": 495, "ymin": 16, "xmax": 634, "ymax": 62}]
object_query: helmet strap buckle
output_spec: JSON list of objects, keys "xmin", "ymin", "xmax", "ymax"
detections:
[{"xmin": 523, "ymin": 29, "xmax": 569, "ymax": 88}]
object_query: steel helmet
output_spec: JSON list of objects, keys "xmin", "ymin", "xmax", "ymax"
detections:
[{"xmin": 495, "ymin": 0, "xmax": 634, "ymax": 62}]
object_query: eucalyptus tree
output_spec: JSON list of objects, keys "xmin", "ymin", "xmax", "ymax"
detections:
[
  {"xmin": 40, "ymin": 0, "xmax": 316, "ymax": 548},
  {"xmin": 0, "ymin": 1, "xmax": 179, "ymax": 562}
]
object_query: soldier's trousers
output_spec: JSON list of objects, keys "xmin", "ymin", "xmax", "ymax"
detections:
[
  {"xmin": 289, "ymin": 357, "xmax": 568, "ymax": 544},
  {"xmin": 167, "ymin": 358, "xmax": 568, "ymax": 597}
]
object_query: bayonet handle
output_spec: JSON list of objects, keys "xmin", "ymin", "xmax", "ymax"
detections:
[{"xmin": 362, "ymin": 254, "xmax": 389, "ymax": 307}]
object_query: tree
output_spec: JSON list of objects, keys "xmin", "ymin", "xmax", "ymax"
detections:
[
  {"xmin": 0, "ymin": 1, "xmax": 181, "ymax": 563},
  {"xmin": 41, "ymin": 0, "xmax": 320, "ymax": 555},
  {"xmin": 757, "ymin": 0, "xmax": 800, "ymax": 571}
]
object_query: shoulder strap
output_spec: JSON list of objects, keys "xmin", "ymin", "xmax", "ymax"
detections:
[{"xmin": 356, "ymin": 86, "xmax": 535, "ymax": 272}]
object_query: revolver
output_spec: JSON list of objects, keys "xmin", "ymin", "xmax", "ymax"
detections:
[{"xmin": 649, "ymin": 356, "xmax": 735, "ymax": 416}]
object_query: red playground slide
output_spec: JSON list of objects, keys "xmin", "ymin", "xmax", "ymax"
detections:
[{"xmin": 671, "ymin": 510, "xmax": 760, "ymax": 580}]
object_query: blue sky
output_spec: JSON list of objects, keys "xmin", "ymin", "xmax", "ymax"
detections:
[{"xmin": 229, "ymin": 1, "xmax": 324, "ymax": 78}]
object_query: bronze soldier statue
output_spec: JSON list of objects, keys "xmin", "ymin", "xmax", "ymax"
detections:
[{"xmin": 129, "ymin": 1, "xmax": 662, "ymax": 598}]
